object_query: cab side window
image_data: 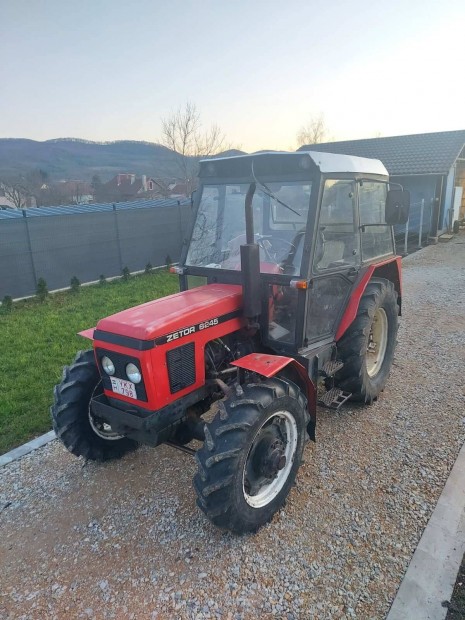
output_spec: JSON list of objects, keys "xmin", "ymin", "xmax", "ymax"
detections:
[
  {"xmin": 314, "ymin": 180, "xmax": 359, "ymax": 271},
  {"xmin": 359, "ymin": 182, "xmax": 394, "ymax": 261}
]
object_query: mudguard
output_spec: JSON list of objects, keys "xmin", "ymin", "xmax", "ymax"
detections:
[
  {"xmin": 336, "ymin": 256, "xmax": 402, "ymax": 341},
  {"xmin": 231, "ymin": 353, "xmax": 316, "ymax": 440}
]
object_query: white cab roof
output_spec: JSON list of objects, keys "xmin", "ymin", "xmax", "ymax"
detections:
[
  {"xmin": 301, "ymin": 150, "xmax": 388, "ymax": 176},
  {"xmin": 204, "ymin": 150, "xmax": 388, "ymax": 177}
]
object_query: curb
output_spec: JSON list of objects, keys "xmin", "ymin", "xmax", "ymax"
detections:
[
  {"xmin": 387, "ymin": 440, "xmax": 465, "ymax": 619},
  {"xmin": 0, "ymin": 431, "xmax": 56, "ymax": 468}
]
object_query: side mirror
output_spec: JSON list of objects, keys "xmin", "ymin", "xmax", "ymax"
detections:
[{"xmin": 385, "ymin": 189, "xmax": 410, "ymax": 225}]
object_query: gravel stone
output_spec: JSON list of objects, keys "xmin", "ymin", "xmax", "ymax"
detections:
[{"xmin": 1, "ymin": 234, "xmax": 465, "ymax": 619}]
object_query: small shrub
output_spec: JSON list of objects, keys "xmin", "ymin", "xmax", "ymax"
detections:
[
  {"xmin": 70, "ymin": 276, "xmax": 81, "ymax": 293},
  {"xmin": 165, "ymin": 254, "xmax": 172, "ymax": 269},
  {"xmin": 122, "ymin": 266, "xmax": 131, "ymax": 281},
  {"xmin": 1, "ymin": 295, "xmax": 13, "ymax": 312},
  {"xmin": 36, "ymin": 278, "xmax": 48, "ymax": 301},
  {"xmin": 99, "ymin": 274, "xmax": 107, "ymax": 285},
  {"xmin": 145, "ymin": 262, "xmax": 153, "ymax": 274}
]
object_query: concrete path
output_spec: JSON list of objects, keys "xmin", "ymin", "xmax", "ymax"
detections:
[{"xmin": 388, "ymin": 441, "xmax": 465, "ymax": 619}]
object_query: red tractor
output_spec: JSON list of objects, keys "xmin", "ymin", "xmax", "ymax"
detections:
[{"xmin": 52, "ymin": 151, "xmax": 409, "ymax": 534}]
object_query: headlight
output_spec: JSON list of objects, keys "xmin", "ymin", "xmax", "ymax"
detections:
[
  {"xmin": 101, "ymin": 356, "xmax": 115, "ymax": 375},
  {"xmin": 126, "ymin": 363, "xmax": 142, "ymax": 384}
]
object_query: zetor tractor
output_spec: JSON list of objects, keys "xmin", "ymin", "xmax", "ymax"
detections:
[{"xmin": 52, "ymin": 151, "xmax": 409, "ymax": 534}]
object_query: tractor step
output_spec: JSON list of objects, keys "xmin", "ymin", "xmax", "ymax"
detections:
[
  {"xmin": 319, "ymin": 360, "xmax": 344, "ymax": 378},
  {"xmin": 318, "ymin": 388, "xmax": 352, "ymax": 410}
]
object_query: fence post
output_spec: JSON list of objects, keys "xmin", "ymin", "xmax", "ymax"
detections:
[
  {"xmin": 404, "ymin": 217, "xmax": 409, "ymax": 255},
  {"xmin": 418, "ymin": 199, "xmax": 424, "ymax": 248},
  {"xmin": 23, "ymin": 209, "xmax": 38, "ymax": 289},
  {"xmin": 113, "ymin": 204, "xmax": 124, "ymax": 272}
]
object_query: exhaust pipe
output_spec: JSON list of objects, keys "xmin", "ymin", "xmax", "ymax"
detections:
[{"xmin": 241, "ymin": 182, "xmax": 261, "ymax": 320}]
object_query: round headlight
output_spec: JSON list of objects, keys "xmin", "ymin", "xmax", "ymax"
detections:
[
  {"xmin": 101, "ymin": 356, "xmax": 115, "ymax": 376},
  {"xmin": 126, "ymin": 363, "xmax": 141, "ymax": 384}
]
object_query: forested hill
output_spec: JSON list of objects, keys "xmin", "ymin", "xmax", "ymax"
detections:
[{"xmin": 0, "ymin": 138, "xmax": 187, "ymax": 180}]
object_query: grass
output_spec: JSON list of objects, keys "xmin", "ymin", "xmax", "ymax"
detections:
[{"xmin": 0, "ymin": 271, "xmax": 178, "ymax": 455}]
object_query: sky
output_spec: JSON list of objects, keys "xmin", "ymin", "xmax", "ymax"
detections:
[{"xmin": 1, "ymin": 0, "xmax": 465, "ymax": 152}]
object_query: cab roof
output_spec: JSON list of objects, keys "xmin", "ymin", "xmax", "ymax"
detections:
[{"xmin": 201, "ymin": 150, "xmax": 388, "ymax": 178}]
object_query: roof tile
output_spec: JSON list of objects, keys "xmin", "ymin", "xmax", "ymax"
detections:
[{"xmin": 299, "ymin": 130, "xmax": 465, "ymax": 175}]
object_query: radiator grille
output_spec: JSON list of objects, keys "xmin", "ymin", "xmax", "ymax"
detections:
[{"xmin": 166, "ymin": 343, "xmax": 196, "ymax": 393}]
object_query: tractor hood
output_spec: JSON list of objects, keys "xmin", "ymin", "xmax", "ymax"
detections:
[{"xmin": 93, "ymin": 284, "xmax": 243, "ymax": 343}]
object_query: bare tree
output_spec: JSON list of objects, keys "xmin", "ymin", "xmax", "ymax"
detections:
[
  {"xmin": 0, "ymin": 177, "xmax": 29, "ymax": 209},
  {"xmin": 296, "ymin": 114, "xmax": 329, "ymax": 147},
  {"xmin": 160, "ymin": 102, "xmax": 227, "ymax": 195}
]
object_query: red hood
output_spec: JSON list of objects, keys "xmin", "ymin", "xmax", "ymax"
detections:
[{"xmin": 96, "ymin": 284, "xmax": 243, "ymax": 341}]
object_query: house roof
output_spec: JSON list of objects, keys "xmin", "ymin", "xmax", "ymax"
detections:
[{"xmin": 298, "ymin": 130, "xmax": 465, "ymax": 176}]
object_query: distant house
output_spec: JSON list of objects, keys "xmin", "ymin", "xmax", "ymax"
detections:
[
  {"xmin": 168, "ymin": 181, "xmax": 189, "ymax": 197},
  {"xmin": 299, "ymin": 130, "xmax": 465, "ymax": 241},
  {"xmin": 104, "ymin": 174, "xmax": 164, "ymax": 202},
  {"xmin": 59, "ymin": 180, "xmax": 94, "ymax": 204}
]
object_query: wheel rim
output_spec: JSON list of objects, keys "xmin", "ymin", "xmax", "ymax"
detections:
[
  {"xmin": 88, "ymin": 381, "xmax": 123, "ymax": 440},
  {"xmin": 242, "ymin": 410, "xmax": 298, "ymax": 508},
  {"xmin": 366, "ymin": 307, "xmax": 388, "ymax": 378}
]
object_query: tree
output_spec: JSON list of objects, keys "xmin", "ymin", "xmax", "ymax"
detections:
[
  {"xmin": 296, "ymin": 114, "xmax": 329, "ymax": 147},
  {"xmin": 1, "ymin": 169, "xmax": 51, "ymax": 208},
  {"xmin": 0, "ymin": 177, "xmax": 29, "ymax": 209},
  {"xmin": 91, "ymin": 174, "xmax": 105, "ymax": 202},
  {"xmin": 160, "ymin": 102, "xmax": 227, "ymax": 195}
]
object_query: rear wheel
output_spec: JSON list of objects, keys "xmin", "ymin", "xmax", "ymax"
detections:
[
  {"xmin": 334, "ymin": 278, "xmax": 398, "ymax": 403},
  {"xmin": 194, "ymin": 377, "xmax": 308, "ymax": 534},
  {"xmin": 51, "ymin": 350, "xmax": 138, "ymax": 461}
]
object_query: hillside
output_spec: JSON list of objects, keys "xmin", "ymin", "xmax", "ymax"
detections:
[{"xmin": 0, "ymin": 138, "xmax": 190, "ymax": 181}]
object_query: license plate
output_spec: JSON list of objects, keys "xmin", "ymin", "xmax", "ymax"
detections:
[{"xmin": 110, "ymin": 377, "xmax": 137, "ymax": 399}]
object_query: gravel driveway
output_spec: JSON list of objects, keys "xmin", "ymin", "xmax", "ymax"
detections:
[{"xmin": 2, "ymin": 234, "xmax": 465, "ymax": 620}]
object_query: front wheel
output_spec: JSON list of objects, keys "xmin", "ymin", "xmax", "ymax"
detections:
[
  {"xmin": 194, "ymin": 377, "xmax": 308, "ymax": 534},
  {"xmin": 51, "ymin": 350, "xmax": 138, "ymax": 461}
]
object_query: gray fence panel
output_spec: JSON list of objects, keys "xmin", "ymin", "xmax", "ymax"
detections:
[
  {"xmin": 0, "ymin": 204, "xmax": 194, "ymax": 300},
  {"xmin": 116, "ymin": 205, "xmax": 190, "ymax": 271},
  {"xmin": 26, "ymin": 212, "xmax": 122, "ymax": 291},
  {"xmin": 0, "ymin": 219, "xmax": 37, "ymax": 298}
]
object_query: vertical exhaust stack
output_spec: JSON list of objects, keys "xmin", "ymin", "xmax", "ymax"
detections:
[{"xmin": 241, "ymin": 182, "xmax": 261, "ymax": 321}]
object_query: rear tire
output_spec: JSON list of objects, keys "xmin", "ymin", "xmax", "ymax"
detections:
[
  {"xmin": 51, "ymin": 350, "xmax": 138, "ymax": 461},
  {"xmin": 334, "ymin": 278, "xmax": 398, "ymax": 403},
  {"xmin": 194, "ymin": 377, "xmax": 308, "ymax": 534}
]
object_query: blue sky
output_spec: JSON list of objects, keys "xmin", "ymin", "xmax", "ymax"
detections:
[{"xmin": 1, "ymin": 0, "xmax": 464, "ymax": 151}]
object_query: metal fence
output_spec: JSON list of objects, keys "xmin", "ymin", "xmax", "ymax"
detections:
[
  {"xmin": 0, "ymin": 199, "xmax": 192, "ymax": 299},
  {"xmin": 394, "ymin": 198, "xmax": 433, "ymax": 254}
]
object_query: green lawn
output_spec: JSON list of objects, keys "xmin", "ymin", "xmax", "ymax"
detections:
[{"xmin": 0, "ymin": 271, "xmax": 178, "ymax": 455}]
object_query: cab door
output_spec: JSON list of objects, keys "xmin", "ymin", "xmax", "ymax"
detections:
[{"xmin": 305, "ymin": 178, "xmax": 360, "ymax": 344}]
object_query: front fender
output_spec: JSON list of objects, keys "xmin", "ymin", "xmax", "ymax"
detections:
[{"xmin": 231, "ymin": 353, "xmax": 316, "ymax": 440}]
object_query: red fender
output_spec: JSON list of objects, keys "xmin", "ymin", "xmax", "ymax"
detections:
[
  {"xmin": 335, "ymin": 256, "xmax": 402, "ymax": 341},
  {"xmin": 78, "ymin": 327, "xmax": 95, "ymax": 341},
  {"xmin": 231, "ymin": 353, "xmax": 316, "ymax": 440}
]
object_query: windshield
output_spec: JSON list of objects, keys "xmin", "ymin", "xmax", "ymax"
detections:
[{"xmin": 186, "ymin": 181, "xmax": 312, "ymax": 276}]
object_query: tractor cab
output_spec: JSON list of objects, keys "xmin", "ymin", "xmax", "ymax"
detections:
[{"xmin": 179, "ymin": 151, "xmax": 408, "ymax": 364}]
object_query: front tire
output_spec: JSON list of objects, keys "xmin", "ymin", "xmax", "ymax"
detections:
[
  {"xmin": 194, "ymin": 377, "xmax": 308, "ymax": 534},
  {"xmin": 334, "ymin": 278, "xmax": 398, "ymax": 403},
  {"xmin": 51, "ymin": 350, "xmax": 138, "ymax": 461}
]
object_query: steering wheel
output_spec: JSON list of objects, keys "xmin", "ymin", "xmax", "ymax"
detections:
[{"xmin": 256, "ymin": 235, "xmax": 296, "ymax": 264}]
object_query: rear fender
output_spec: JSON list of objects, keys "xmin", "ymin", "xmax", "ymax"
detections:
[
  {"xmin": 231, "ymin": 353, "xmax": 316, "ymax": 441},
  {"xmin": 335, "ymin": 256, "xmax": 402, "ymax": 342}
]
